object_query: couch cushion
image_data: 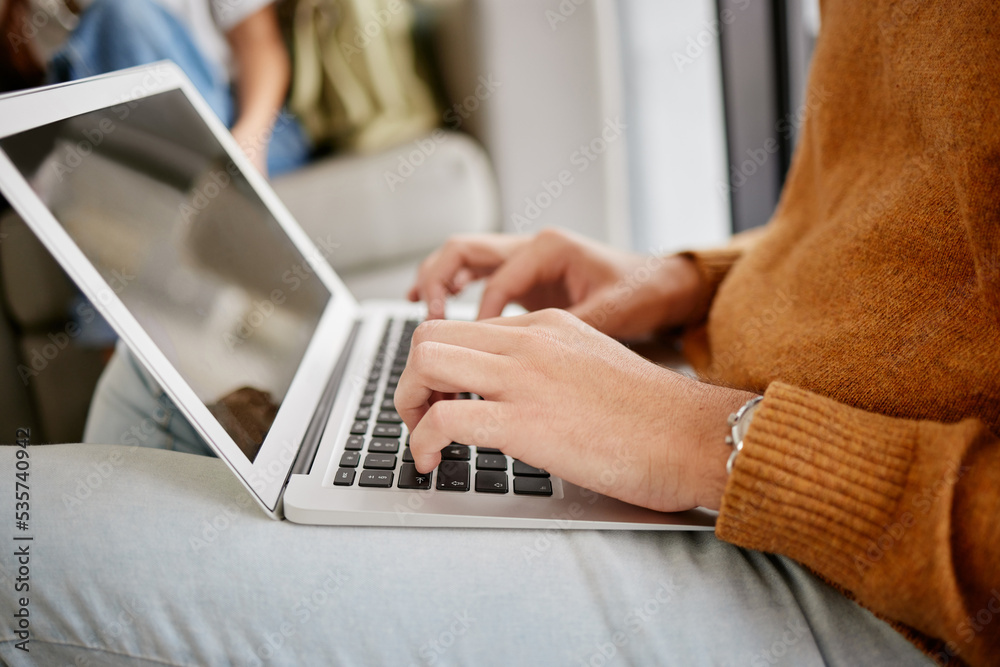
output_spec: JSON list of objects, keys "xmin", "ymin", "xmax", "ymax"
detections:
[{"xmin": 272, "ymin": 130, "xmax": 498, "ymax": 274}]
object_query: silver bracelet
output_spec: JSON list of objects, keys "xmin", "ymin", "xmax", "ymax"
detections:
[{"xmin": 725, "ymin": 396, "xmax": 763, "ymax": 475}]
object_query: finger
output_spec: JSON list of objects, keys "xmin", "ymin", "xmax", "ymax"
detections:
[
  {"xmin": 413, "ymin": 236, "xmax": 520, "ymax": 318},
  {"xmin": 477, "ymin": 241, "xmax": 568, "ymax": 320},
  {"xmin": 408, "ymin": 399, "xmax": 506, "ymax": 473},
  {"xmin": 394, "ymin": 341, "xmax": 507, "ymax": 430},
  {"xmin": 410, "ymin": 319, "xmax": 521, "ymax": 357}
]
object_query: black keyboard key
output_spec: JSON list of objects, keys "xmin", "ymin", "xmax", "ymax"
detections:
[
  {"xmin": 475, "ymin": 471, "xmax": 508, "ymax": 494},
  {"xmin": 376, "ymin": 410, "xmax": 403, "ymax": 424},
  {"xmin": 513, "ymin": 461, "xmax": 550, "ymax": 477},
  {"xmin": 436, "ymin": 461, "xmax": 470, "ymax": 492},
  {"xmin": 350, "ymin": 421, "xmax": 368, "ymax": 435},
  {"xmin": 359, "ymin": 470, "xmax": 394, "ymax": 488},
  {"xmin": 345, "ymin": 436, "xmax": 364, "ymax": 451},
  {"xmin": 359, "ymin": 394, "xmax": 375, "ymax": 407},
  {"xmin": 514, "ymin": 477, "xmax": 552, "ymax": 496},
  {"xmin": 368, "ymin": 438, "xmax": 399, "ymax": 454},
  {"xmin": 381, "ymin": 398, "xmax": 397, "ymax": 411},
  {"xmin": 373, "ymin": 424, "xmax": 402, "ymax": 438},
  {"xmin": 355, "ymin": 407, "xmax": 372, "ymax": 421},
  {"xmin": 382, "ymin": 387, "xmax": 396, "ymax": 399},
  {"xmin": 391, "ymin": 361, "xmax": 407, "ymax": 374},
  {"xmin": 402, "ymin": 448, "xmax": 414, "ymax": 463},
  {"xmin": 441, "ymin": 444, "xmax": 471, "ymax": 461},
  {"xmin": 477, "ymin": 447, "xmax": 503, "ymax": 455},
  {"xmin": 366, "ymin": 381, "xmax": 380, "ymax": 393},
  {"xmin": 333, "ymin": 468, "xmax": 356, "ymax": 486},
  {"xmin": 386, "ymin": 374, "xmax": 402, "ymax": 387},
  {"xmin": 363, "ymin": 454, "xmax": 397, "ymax": 470},
  {"xmin": 398, "ymin": 464, "xmax": 432, "ymax": 489},
  {"xmin": 339, "ymin": 451, "xmax": 360, "ymax": 468},
  {"xmin": 476, "ymin": 454, "xmax": 507, "ymax": 471}
]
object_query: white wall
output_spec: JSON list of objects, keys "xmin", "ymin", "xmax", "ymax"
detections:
[
  {"xmin": 618, "ymin": 0, "xmax": 731, "ymax": 254},
  {"xmin": 433, "ymin": 0, "xmax": 731, "ymax": 253}
]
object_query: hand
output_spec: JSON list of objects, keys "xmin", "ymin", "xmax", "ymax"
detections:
[
  {"xmin": 230, "ymin": 121, "xmax": 270, "ymax": 176},
  {"xmin": 394, "ymin": 309, "xmax": 757, "ymax": 512},
  {"xmin": 407, "ymin": 228, "xmax": 707, "ymax": 340}
]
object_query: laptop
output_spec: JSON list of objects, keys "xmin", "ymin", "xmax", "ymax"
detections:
[{"xmin": 0, "ymin": 62, "xmax": 715, "ymax": 530}]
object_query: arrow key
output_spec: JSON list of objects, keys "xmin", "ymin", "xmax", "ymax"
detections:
[
  {"xmin": 436, "ymin": 461, "xmax": 470, "ymax": 492},
  {"xmin": 475, "ymin": 471, "xmax": 508, "ymax": 494}
]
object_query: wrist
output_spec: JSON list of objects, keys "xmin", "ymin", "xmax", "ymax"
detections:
[
  {"xmin": 689, "ymin": 383, "xmax": 759, "ymax": 510},
  {"xmin": 652, "ymin": 255, "xmax": 708, "ymax": 332}
]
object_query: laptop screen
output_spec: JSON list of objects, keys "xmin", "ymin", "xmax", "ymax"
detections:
[{"xmin": 0, "ymin": 89, "xmax": 331, "ymax": 462}]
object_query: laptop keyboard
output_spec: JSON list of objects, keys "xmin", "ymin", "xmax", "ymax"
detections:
[{"xmin": 332, "ymin": 319, "xmax": 553, "ymax": 496}]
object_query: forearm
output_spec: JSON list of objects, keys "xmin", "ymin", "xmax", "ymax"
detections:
[
  {"xmin": 226, "ymin": 6, "xmax": 289, "ymax": 152},
  {"xmin": 718, "ymin": 382, "xmax": 1000, "ymax": 665}
]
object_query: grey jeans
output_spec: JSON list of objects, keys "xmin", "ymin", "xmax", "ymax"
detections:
[{"xmin": 0, "ymin": 352, "xmax": 935, "ymax": 665}]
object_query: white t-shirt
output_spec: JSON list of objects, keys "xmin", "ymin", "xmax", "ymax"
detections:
[
  {"xmin": 66, "ymin": 0, "xmax": 273, "ymax": 83},
  {"xmin": 153, "ymin": 0, "xmax": 273, "ymax": 81}
]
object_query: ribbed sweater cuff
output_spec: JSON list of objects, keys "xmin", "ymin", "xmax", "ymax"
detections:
[
  {"xmin": 678, "ymin": 247, "xmax": 744, "ymax": 324},
  {"xmin": 716, "ymin": 382, "xmax": 917, "ymax": 592}
]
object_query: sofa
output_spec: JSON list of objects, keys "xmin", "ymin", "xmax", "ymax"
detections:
[{"xmin": 0, "ymin": 0, "xmax": 625, "ymax": 444}]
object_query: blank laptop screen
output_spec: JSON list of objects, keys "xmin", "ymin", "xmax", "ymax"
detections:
[{"xmin": 0, "ymin": 89, "xmax": 331, "ymax": 461}]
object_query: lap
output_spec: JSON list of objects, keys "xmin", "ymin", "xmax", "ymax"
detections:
[{"xmin": 0, "ymin": 444, "xmax": 932, "ymax": 666}]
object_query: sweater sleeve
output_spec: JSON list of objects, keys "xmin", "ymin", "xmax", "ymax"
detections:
[
  {"xmin": 678, "ymin": 226, "xmax": 770, "ymax": 326},
  {"xmin": 717, "ymin": 382, "xmax": 1000, "ymax": 666}
]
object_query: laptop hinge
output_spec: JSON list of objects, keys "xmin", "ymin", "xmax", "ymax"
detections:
[{"xmin": 289, "ymin": 319, "xmax": 363, "ymax": 477}]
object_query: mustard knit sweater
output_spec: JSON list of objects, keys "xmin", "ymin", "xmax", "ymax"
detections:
[{"xmin": 685, "ymin": 2, "xmax": 1000, "ymax": 664}]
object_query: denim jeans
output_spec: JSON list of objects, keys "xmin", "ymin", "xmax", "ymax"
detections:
[
  {"xmin": 0, "ymin": 442, "xmax": 935, "ymax": 666},
  {"xmin": 49, "ymin": 0, "xmax": 311, "ymax": 178}
]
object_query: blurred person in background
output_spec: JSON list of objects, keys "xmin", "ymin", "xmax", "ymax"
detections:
[{"xmin": 0, "ymin": 0, "xmax": 309, "ymax": 177}]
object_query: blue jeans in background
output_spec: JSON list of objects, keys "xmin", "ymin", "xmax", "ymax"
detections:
[
  {"xmin": 47, "ymin": 0, "xmax": 312, "ymax": 347},
  {"xmin": 49, "ymin": 0, "xmax": 311, "ymax": 178}
]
